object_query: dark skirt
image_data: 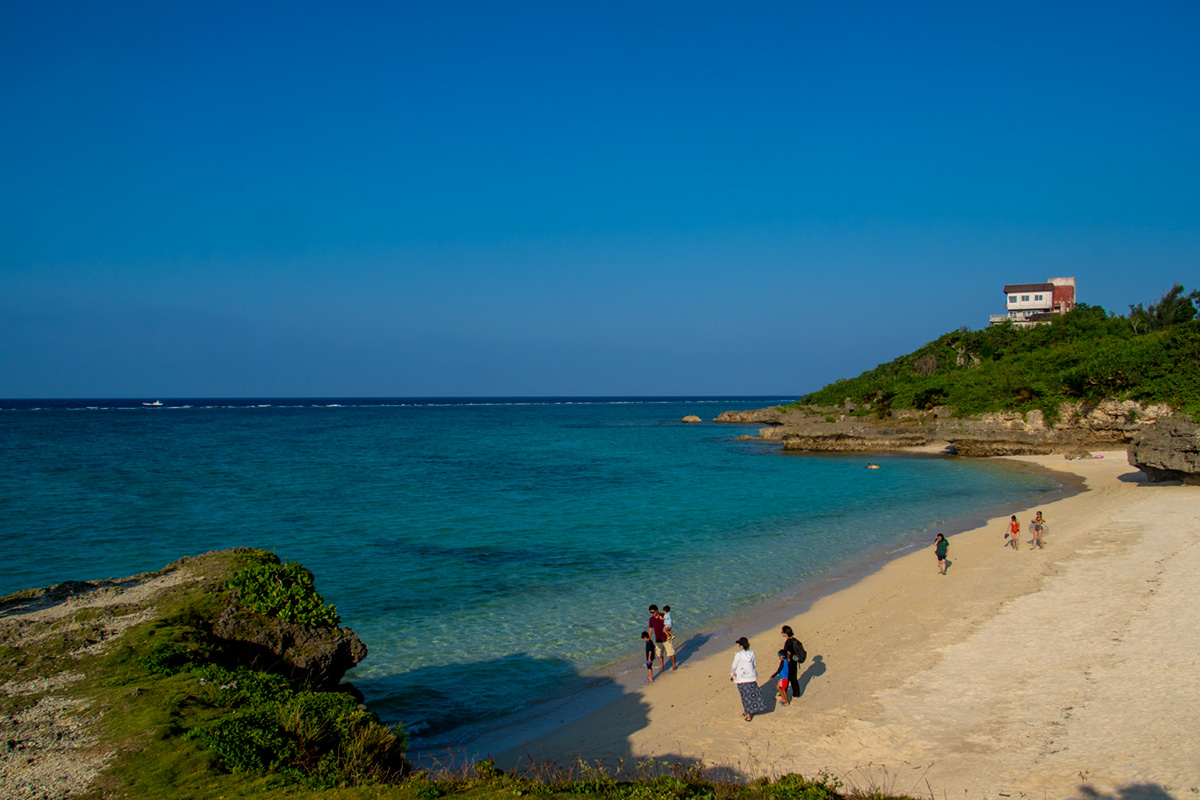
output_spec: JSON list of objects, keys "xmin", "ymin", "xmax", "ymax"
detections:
[{"xmin": 736, "ymin": 681, "xmax": 767, "ymax": 715}]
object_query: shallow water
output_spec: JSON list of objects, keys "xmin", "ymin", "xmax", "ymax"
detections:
[{"xmin": 0, "ymin": 397, "xmax": 1062, "ymax": 743}]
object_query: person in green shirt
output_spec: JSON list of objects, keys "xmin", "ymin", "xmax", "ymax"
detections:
[{"xmin": 935, "ymin": 533, "xmax": 949, "ymax": 575}]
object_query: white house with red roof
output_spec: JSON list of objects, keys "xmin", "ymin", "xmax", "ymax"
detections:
[{"xmin": 989, "ymin": 277, "xmax": 1076, "ymax": 326}]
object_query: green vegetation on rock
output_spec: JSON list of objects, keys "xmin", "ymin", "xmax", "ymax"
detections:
[
  {"xmin": 800, "ymin": 286, "xmax": 1200, "ymax": 422},
  {"xmin": 1, "ymin": 548, "xmax": 932, "ymax": 799},
  {"xmin": 228, "ymin": 560, "xmax": 341, "ymax": 627},
  {"xmin": 0, "ymin": 549, "xmax": 406, "ymax": 799}
]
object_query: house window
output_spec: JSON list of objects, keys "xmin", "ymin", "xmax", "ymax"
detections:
[
  {"xmin": 1009, "ymin": 295, "xmax": 1017, "ymax": 303},
  {"xmin": 1035, "ymin": 294, "xmax": 1043, "ymax": 301},
  {"xmin": 1021, "ymin": 295, "xmax": 1030, "ymax": 301}
]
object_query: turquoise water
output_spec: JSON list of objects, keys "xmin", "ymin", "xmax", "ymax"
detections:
[{"xmin": 0, "ymin": 397, "xmax": 1062, "ymax": 745}]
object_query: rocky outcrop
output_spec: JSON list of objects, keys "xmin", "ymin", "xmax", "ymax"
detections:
[
  {"xmin": 1057, "ymin": 399, "xmax": 1175, "ymax": 437},
  {"xmin": 946, "ymin": 439, "xmax": 1056, "ymax": 457},
  {"xmin": 781, "ymin": 432, "xmax": 930, "ymax": 452},
  {"xmin": 1127, "ymin": 416, "xmax": 1200, "ymax": 484},
  {"xmin": 681, "ymin": 415, "xmax": 702, "ymax": 423},
  {"xmin": 713, "ymin": 407, "xmax": 789, "ymax": 424},
  {"xmin": 211, "ymin": 603, "xmax": 368, "ymax": 690},
  {"xmin": 718, "ymin": 400, "xmax": 1177, "ymax": 456}
]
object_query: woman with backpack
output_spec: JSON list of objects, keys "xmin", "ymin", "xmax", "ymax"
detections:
[{"xmin": 781, "ymin": 625, "xmax": 806, "ymax": 702}]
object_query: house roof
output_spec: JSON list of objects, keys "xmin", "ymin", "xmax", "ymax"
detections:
[{"xmin": 1004, "ymin": 283, "xmax": 1055, "ymax": 294}]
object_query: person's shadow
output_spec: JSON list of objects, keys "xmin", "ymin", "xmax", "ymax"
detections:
[
  {"xmin": 795, "ymin": 655, "xmax": 826, "ymax": 698},
  {"xmin": 943, "ymin": 558, "xmax": 953, "ymax": 574},
  {"xmin": 671, "ymin": 632, "xmax": 716, "ymax": 668}
]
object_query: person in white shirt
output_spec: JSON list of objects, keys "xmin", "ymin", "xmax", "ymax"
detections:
[{"xmin": 730, "ymin": 636, "xmax": 766, "ymax": 721}]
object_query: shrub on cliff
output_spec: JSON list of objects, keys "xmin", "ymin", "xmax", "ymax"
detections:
[
  {"xmin": 74, "ymin": 549, "xmax": 408, "ymax": 796},
  {"xmin": 800, "ymin": 288, "xmax": 1200, "ymax": 421},
  {"xmin": 228, "ymin": 560, "xmax": 341, "ymax": 628}
]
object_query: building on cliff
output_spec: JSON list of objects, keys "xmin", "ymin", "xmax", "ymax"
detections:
[{"xmin": 989, "ymin": 276, "xmax": 1076, "ymax": 327}]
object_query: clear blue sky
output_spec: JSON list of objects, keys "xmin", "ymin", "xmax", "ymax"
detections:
[{"xmin": 2, "ymin": 1, "xmax": 1198, "ymax": 398}]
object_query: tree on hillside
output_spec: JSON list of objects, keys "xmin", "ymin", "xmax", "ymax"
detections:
[{"xmin": 1129, "ymin": 284, "xmax": 1199, "ymax": 333}]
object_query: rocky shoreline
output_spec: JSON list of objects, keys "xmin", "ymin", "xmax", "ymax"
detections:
[{"xmin": 713, "ymin": 399, "xmax": 1178, "ymax": 458}]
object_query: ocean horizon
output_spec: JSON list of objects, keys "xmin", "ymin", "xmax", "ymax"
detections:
[{"xmin": 0, "ymin": 396, "xmax": 1066, "ymax": 748}]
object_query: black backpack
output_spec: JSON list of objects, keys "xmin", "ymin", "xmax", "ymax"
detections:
[{"xmin": 792, "ymin": 640, "xmax": 807, "ymax": 664}]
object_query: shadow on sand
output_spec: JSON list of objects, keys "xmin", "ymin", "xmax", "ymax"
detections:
[
  {"xmin": 1116, "ymin": 470, "xmax": 1188, "ymax": 487},
  {"xmin": 371, "ymin": 652, "xmax": 1179, "ymax": 800},
  {"xmin": 670, "ymin": 631, "xmax": 717, "ymax": 668},
  {"xmin": 1074, "ymin": 783, "xmax": 1180, "ymax": 800},
  {"xmin": 397, "ymin": 651, "xmax": 743, "ymax": 781}
]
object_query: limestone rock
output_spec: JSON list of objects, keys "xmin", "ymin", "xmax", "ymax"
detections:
[
  {"xmin": 715, "ymin": 399, "xmax": 1174, "ymax": 456},
  {"xmin": 758, "ymin": 426, "xmax": 789, "ymax": 441},
  {"xmin": 211, "ymin": 603, "xmax": 368, "ymax": 689},
  {"xmin": 680, "ymin": 415, "xmax": 702, "ymax": 423},
  {"xmin": 946, "ymin": 439, "xmax": 1056, "ymax": 457},
  {"xmin": 782, "ymin": 432, "xmax": 929, "ymax": 452},
  {"xmin": 713, "ymin": 407, "xmax": 787, "ymax": 424},
  {"xmin": 1057, "ymin": 399, "xmax": 1175, "ymax": 436},
  {"xmin": 1127, "ymin": 416, "xmax": 1200, "ymax": 484}
]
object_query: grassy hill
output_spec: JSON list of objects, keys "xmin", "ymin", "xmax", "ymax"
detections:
[{"xmin": 799, "ymin": 286, "xmax": 1200, "ymax": 423}]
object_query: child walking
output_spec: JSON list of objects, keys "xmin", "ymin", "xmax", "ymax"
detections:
[
  {"xmin": 770, "ymin": 648, "xmax": 791, "ymax": 706},
  {"xmin": 642, "ymin": 631, "xmax": 655, "ymax": 683}
]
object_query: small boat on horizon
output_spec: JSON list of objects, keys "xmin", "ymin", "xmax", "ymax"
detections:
[{"xmin": 142, "ymin": 400, "xmax": 163, "ymax": 407}]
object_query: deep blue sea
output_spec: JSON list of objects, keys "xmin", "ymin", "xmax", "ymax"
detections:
[{"xmin": 0, "ymin": 397, "xmax": 1064, "ymax": 747}]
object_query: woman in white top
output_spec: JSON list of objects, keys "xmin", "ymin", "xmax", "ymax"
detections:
[{"xmin": 730, "ymin": 636, "xmax": 766, "ymax": 721}]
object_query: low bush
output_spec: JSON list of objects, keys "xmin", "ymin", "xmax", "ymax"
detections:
[{"xmin": 228, "ymin": 561, "xmax": 340, "ymax": 627}]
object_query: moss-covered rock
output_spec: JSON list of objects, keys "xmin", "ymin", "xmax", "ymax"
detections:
[{"xmin": 0, "ymin": 548, "xmax": 407, "ymax": 798}]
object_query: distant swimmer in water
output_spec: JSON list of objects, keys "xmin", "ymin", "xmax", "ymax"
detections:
[{"xmin": 867, "ymin": 463, "xmax": 880, "ymax": 470}]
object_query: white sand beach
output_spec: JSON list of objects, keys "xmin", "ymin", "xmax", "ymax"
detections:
[{"xmin": 495, "ymin": 452, "xmax": 1200, "ymax": 798}]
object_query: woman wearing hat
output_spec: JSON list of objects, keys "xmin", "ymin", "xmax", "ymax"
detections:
[{"xmin": 730, "ymin": 636, "xmax": 766, "ymax": 721}]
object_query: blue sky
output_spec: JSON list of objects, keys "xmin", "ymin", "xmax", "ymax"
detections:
[{"xmin": 2, "ymin": 1, "xmax": 1198, "ymax": 398}]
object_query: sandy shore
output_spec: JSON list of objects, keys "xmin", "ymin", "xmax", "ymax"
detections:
[{"xmin": 491, "ymin": 451, "xmax": 1200, "ymax": 798}]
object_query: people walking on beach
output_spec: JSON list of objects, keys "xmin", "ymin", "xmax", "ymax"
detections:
[
  {"xmin": 780, "ymin": 625, "xmax": 805, "ymax": 701},
  {"xmin": 770, "ymin": 649, "xmax": 791, "ymax": 706},
  {"xmin": 730, "ymin": 636, "xmax": 765, "ymax": 721},
  {"xmin": 1030, "ymin": 511, "xmax": 1045, "ymax": 549},
  {"xmin": 935, "ymin": 533, "xmax": 949, "ymax": 574},
  {"xmin": 648, "ymin": 604, "xmax": 676, "ymax": 671},
  {"xmin": 1007, "ymin": 515, "xmax": 1020, "ymax": 550},
  {"xmin": 642, "ymin": 631, "xmax": 655, "ymax": 683}
]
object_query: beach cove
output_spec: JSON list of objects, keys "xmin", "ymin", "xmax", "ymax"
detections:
[
  {"xmin": 488, "ymin": 451, "xmax": 1200, "ymax": 799},
  {"xmin": 2, "ymin": 400, "xmax": 1197, "ymax": 798},
  {"xmin": 0, "ymin": 398, "xmax": 1062, "ymax": 747}
]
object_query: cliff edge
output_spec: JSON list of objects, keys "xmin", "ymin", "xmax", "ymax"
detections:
[{"xmin": 0, "ymin": 548, "xmax": 406, "ymax": 799}]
